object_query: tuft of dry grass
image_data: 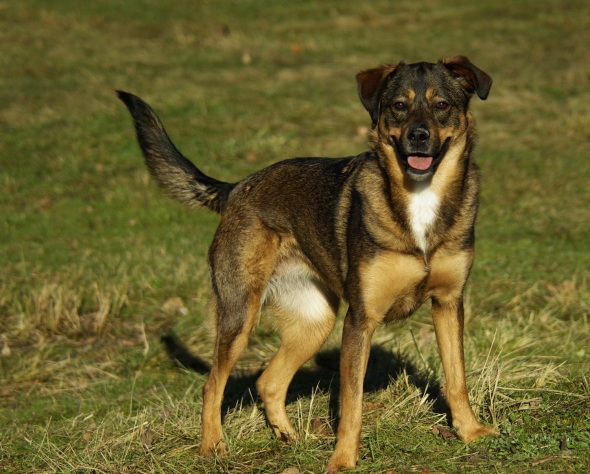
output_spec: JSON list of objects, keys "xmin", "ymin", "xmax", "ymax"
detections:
[{"xmin": 2, "ymin": 281, "xmax": 126, "ymax": 355}]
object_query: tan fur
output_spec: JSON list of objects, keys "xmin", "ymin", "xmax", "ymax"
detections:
[{"xmin": 360, "ymin": 252, "xmax": 427, "ymax": 323}]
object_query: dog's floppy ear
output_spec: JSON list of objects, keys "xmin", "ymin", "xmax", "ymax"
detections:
[
  {"xmin": 356, "ymin": 63, "xmax": 400, "ymax": 124},
  {"xmin": 442, "ymin": 56, "xmax": 492, "ymax": 100}
]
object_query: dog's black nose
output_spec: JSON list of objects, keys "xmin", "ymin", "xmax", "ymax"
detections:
[{"xmin": 408, "ymin": 126, "xmax": 430, "ymax": 145}]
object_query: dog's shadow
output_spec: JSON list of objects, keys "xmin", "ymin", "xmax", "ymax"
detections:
[{"xmin": 161, "ymin": 333, "xmax": 450, "ymax": 427}]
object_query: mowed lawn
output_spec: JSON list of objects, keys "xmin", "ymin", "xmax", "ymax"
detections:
[{"xmin": 1, "ymin": 0, "xmax": 589, "ymax": 472}]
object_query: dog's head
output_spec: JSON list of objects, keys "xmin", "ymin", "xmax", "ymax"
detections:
[{"xmin": 357, "ymin": 56, "xmax": 492, "ymax": 182}]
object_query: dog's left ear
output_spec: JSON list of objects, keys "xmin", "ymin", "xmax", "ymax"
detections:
[
  {"xmin": 442, "ymin": 56, "xmax": 492, "ymax": 100},
  {"xmin": 356, "ymin": 63, "xmax": 400, "ymax": 124}
]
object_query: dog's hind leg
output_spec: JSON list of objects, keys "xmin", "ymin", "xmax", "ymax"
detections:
[
  {"xmin": 199, "ymin": 222, "xmax": 280, "ymax": 456},
  {"xmin": 199, "ymin": 295, "xmax": 258, "ymax": 455},
  {"xmin": 256, "ymin": 270, "xmax": 338, "ymax": 441}
]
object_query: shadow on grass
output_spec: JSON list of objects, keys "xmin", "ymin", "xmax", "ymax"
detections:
[{"xmin": 161, "ymin": 333, "xmax": 450, "ymax": 429}]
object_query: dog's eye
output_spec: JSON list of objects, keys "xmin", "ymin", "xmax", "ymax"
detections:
[
  {"xmin": 435, "ymin": 101, "xmax": 449, "ymax": 110},
  {"xmin": 393, "ymin": 102, "xmax": 407, "ymax": 111}
]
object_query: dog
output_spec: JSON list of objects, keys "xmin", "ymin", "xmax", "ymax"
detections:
[{"xmin": 118, "ymin": 55, "xmax": 495, "ymax": 473}]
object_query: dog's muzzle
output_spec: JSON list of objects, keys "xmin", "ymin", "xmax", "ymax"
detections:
[{"xmin": 395, "ymin": 124, "xmax": 449, "ymax": 181}]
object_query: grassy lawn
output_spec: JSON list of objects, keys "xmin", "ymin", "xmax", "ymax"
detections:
[{"xmin": 1, "ymin": 0, "xmax": 589, "ymax": 472}]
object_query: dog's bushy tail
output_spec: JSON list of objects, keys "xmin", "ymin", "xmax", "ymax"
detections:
[{"xmin": 117, "ymin": 91, "xmax": 233, "ymax": 213}]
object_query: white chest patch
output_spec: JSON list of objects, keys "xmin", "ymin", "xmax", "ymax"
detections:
[{"xmin": 408, "ymin": 184, "xmax": 440, "ymax": 253}]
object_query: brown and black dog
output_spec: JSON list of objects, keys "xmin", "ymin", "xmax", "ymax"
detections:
[{"xmin": 119, "ymin": 55, "xmax": 495, "ymax": 472}]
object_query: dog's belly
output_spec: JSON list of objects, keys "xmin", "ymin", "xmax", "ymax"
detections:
[
  {"xmin": 262, "ymin": 247, "xmax": 471, "ymax": 327},
  {"xmin": 263, "ymin": 259, "xmax": 338, "ymax": 325}
]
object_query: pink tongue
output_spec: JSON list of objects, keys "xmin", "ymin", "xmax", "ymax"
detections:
[{"xmin": 407, "ymin": 156, "xmax": 433, "ymax": 171}]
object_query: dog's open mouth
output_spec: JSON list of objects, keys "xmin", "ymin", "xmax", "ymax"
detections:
[
  {"xmin": 401, "ymin": 137, "xmax": 451, "ymax": 177},
  {"xmin": 407, "ymin": 155, "xmax": 434, "ymax": 171}
]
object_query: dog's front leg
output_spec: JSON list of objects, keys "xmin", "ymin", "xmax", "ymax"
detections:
[
  {"xmin": 326, "ymin": 307, "xmax": 376, "ymax": 473},
  {"xmin": 431, "ymin": 296, "xmax": 496, "ymax": 442}
]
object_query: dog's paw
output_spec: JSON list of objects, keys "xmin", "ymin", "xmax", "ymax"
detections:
[
  {"xmin": 457, "ymin": 424, "xmax": 498, "ymax": 443},
  {"xmin": 279, "ymin": 429, "xmax": 298, "ymax": 443},
  {"xmin": 325, "ymin": 452, "xmax": 356, "ymax": 473},
  {"xmin": 199, "ymin": 439, "xmax": 228, "ymax": 457},
  {"xmin": 270, "ymin": 423, "xmax": 298, "ymax": 444}
]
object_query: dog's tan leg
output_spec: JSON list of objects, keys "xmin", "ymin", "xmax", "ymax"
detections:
[
  {"xmin": 326, "ymin": 309, "xmax": 376, "ymax": 473},
  {"xmin": 256, "ymin": 294, "xmax": 337, "ymax": 441},
  {"xmin": 431, "ymin": 297, "xmax": 496, "ymax": 442},
  {"xmin": 200, "ymin": 295, "xmax": 262, "ymax": 455},
  {"xmin": 200, "ymin": 221, "xmax": 280, "ymax": 456}
]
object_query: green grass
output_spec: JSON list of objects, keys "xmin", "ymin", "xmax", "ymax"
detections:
[{"xmin": 1, "ymin": 0, "xmax": 589, "ymax": 472}]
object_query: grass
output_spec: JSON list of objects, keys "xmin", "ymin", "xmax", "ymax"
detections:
[{"xmin": 1, "ymin": 0, "xmax": 589, "ymax": 472}]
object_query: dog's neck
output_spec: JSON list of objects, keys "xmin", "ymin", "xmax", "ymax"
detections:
[
  {"xmin": 368, "ymin": 131, "xmax": 475, "ymax": 255},
  {"xmin": 385, "ymin": 133, "xmax": 472, "ymax": 254}
]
